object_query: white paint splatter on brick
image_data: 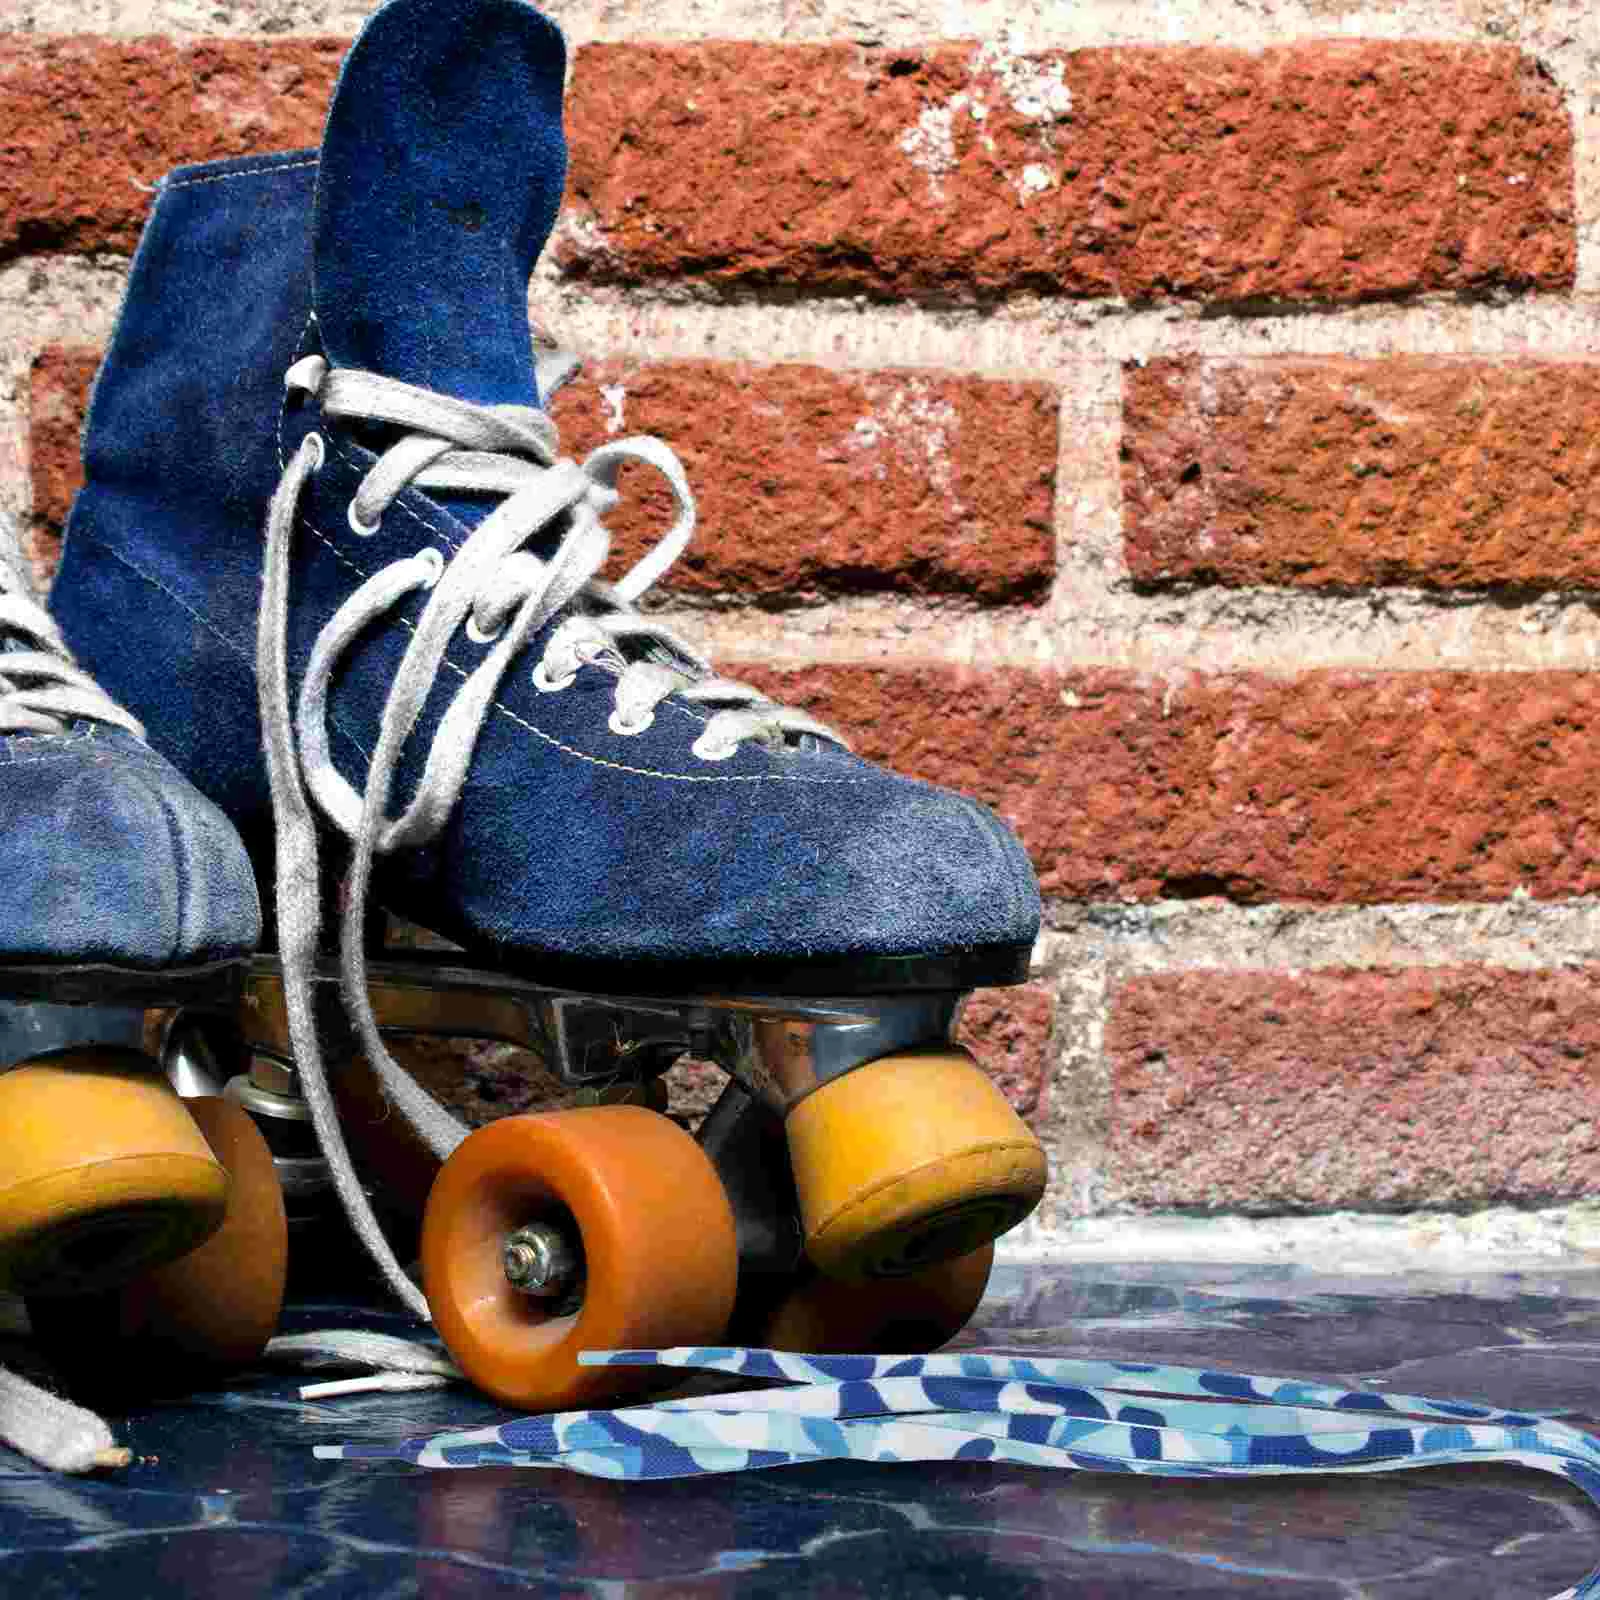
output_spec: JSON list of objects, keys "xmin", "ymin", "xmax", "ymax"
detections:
[
  {"xmin": 847, "ymin": 378, "xmax": 962, "ymax": 501},
  {"xmin": 974, "ymin": 31, "xmax": 1073, "ymax": 124},
  {"xmin": 548, "ymin": 206, "xmax": 617, "ymax": 269},
  {"xmin": 1018, "ymin": 161, "xmax": 1055, "ymax": 202},
  {"xmin": 974, "ymin": 34, "xmax": 1073, "ymax": 201},
  {"xmin": 897, "ymin": 100, "xmax": 960, "ymax": 197},
  {"xmin": 898, "ymin": 91, "xmax": 997, "ymax": 197},
  {"xmin": 598, "ymin": 382, "xmax": 627, "ymax": 433},
  {"xmin": 847, "ymin": 414, "xmax": 888, "ymax": 475},
  {"xmin": 896, "ymin": 33, "xmax": 1072, "ymax": 202}
]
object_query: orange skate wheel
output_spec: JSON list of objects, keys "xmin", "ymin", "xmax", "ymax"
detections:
[
  {"xmin": 785, "ymin": 1047, "xmax": 1046, "ymax": 1283},
  {"xmin": 421, "ymin": 1105, "xmax": 738, "ymax": 1410},
  {"xmin": 27, "ymin": 1098, "xmax": 288, "ymax": 1383},
  {"xmin": 0, "ymin": 1049, "xmax": 227, "ymax": 1295},
  {"xmin": 761, "ymin": 1243, "xmax": 994, "ymax": 1355}
]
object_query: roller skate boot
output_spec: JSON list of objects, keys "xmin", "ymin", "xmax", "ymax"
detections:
[
  {"xmin": 0, "ymin": 542, "xmax": 282, "ymax": 1384},
  {"xmin": 50, "ymin": 0, "xmax": 1047, "ymax": 1409}
]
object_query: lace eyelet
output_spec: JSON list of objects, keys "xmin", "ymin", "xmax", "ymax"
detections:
[
  {"xmin": 532, "ymin": 658, "xmax": 576, "ymax": 692},
  {"xmin": 303, "ymin": 432, "xmax": 326, "ymax": 472},
  {"xmin": 608, "ymin": 708, "xmax": 654, "ymax": 737},
  {"xmin": 691, "ymin": 731, "xmax": 740, "ymax": 763},
  {"xmin": 348, "ymin": 501, "xmax": 383, "ymax": 538},
  {"xmin": 415, "ymin": 547, "xmax": 445, "ymax": 588},
  {"xmin": 466, "ymin": 612, "xmax": 506, "ymax": 645}
]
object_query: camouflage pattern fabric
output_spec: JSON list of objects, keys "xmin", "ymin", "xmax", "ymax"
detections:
[{"xmin": 318, "ymin": 1346, "xmax": 1600, "ymax": 1599}]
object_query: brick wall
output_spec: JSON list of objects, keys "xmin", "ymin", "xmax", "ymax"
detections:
[{"xmin": 5, "ymin": 0, "xmax": 1600, "ymax": 1251}]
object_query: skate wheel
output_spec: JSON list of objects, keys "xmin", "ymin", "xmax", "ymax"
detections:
[
  {"xmin": 761, "ymin": 1243, "xmax": 994, "ymax": 1354},
  {"xmin": 0, "ymin": 1050, "xmax": 227, "ymax": 1295},
  {"xmin": 122, "ymin": 1097, "xmax": 288, "ymax": 1367},
  {"xmin": 421, "ymin": 1106, "xmax": 738, "ymax": 1410},
  {"xmin": 27, "ymin": 1098, "xmax": 288, "ymax": 1382},
  {"xmin": 785, "ymin": 1047, "xmax": 1046, "ymax": 1282}
]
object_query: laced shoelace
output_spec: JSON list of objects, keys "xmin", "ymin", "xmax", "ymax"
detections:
[
  {"xmin": 0, "ymin": 560, "xmax": 143, "ymax": 739},
  {"xmin": 260, "ymin": 357, "xmax": 841, "ymax": 1319}
]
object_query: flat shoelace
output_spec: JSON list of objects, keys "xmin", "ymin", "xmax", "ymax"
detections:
[
  {"xmin": 320, "ymin": 1345, "xmax": 1600, "ymax": 1599},
  {"xmin": 259, "ymin": 360, "xmax": 838, "ymax": 1318}
]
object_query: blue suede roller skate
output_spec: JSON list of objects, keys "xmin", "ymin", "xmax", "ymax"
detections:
[
  {"xmin": 0, "ymin": 538, "xmax": 277, "ymax": 1421},
  {"xmin": 50, "ymin": 0, "xmax": 1047, "ymax": 1410}
]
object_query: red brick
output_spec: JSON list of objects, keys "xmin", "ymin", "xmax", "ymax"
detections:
[
  {"xmin": 738, "ymin": 664, "xmax": 1600, "ymax": 904},
  {"xmin": 563, "ymin": 40, "xmax": 1573, "ymax": 306},
  {"xmin": 553, "ymin": 358, "xmax": 1055, "ymax": 602},
  {"xmin": 955, "ymin": 983, "xmax": 1055, "ymax": 1119},
  {"xmin": 0, "ymin": 37, "xmax": 342, "ymax": 259},
  {"xmin": 26, "ymin": 344, "xmax": 98, "ymax": 584},
  {"xmin": 30, "ymin": 343, "xmax": 1056, "ymax": 603},
  {"xmin": 3, "ymin": 38, "xmax": 1573, "ymax": 307},
  {"xmin": 1125, "ymin": 357, "xmax": 1600, "ymax": 591},
  {"xmin": 1108, "ymin": 966, "xmax": 1600, "ymax": 1210}
]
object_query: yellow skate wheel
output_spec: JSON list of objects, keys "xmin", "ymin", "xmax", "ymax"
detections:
[
  {"xmin": 27, "ymin": 1098, "xmax": 288, "ymax": 1386},
  {"xmin": 421, "ymin": 1106, "xmax": 738, "ymax": 1411},
  {"xmin": 786, "ymin": 1046, "xmax": 1046, "ymax": 1282},
  {"xmin": 762, "ymin": 1243, "xmax": 994, "ymax": 1355},
  {"xmin": 0, "ymin": 1049, "xmax": 228, "ymax": 1295}
]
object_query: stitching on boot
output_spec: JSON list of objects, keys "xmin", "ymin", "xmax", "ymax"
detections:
[
  {"xmin": 320, "ymin": 431, "xmax": 718, "ymax": 746},
  {"xmin": 302, "ymin": 501, "xmax": 873, "ymax": 786},
  {"xmin": 298, "ymin": 500, "xmax": 875, "ymax": 788},
  {"xmin": 163, "ymin": 158, "xmax": 321, "ymax": 192},
  {"xmin": 1, "ymin": 731, "xmax": 95, "ymax": 755},
  {"xmin": 73, "ymin": 531, "xmax": 380, "ymax": 764},
  {"xmin": 277, "ymin": 316, "xmax": 321, "ymax": 475},
  {"xmin": 0, "ymin": 748, "xmax": 120, "ymax": 771},
  {"xmin": 1, "ymin": 738, "xmax": 166, "ymax": 767},
  {"xmin": 283, "ymin": 412, "xmax": 874, "ymax": 789},
  {"xmin": 142, "ymin": 752, "xmax": 193, "ymax": 958}
]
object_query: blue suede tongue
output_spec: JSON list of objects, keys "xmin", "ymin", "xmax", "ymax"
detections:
[{"xmin": 312, "ymin": 0, "xmax": 568, "ymax": 410}]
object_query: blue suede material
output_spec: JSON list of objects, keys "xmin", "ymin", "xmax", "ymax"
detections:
[
  {"xmin": 0, "ymin": 725, "xmax": 259, "ymax": 969},
  {"xmin": 50, "ymin": 0, "xmax": 1040, "ymax": 985},
  {"xmin": 314, "ymin": 0, "xmax": 566, "ymax": 407},
  {"xmin": 57, "ymin": 150, "xmax": 320, "ymax": 861}
]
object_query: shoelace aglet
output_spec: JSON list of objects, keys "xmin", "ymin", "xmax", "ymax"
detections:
[{"xmin": 301, "ymin": 1373, "xmax": 454, "ymax": 1400}]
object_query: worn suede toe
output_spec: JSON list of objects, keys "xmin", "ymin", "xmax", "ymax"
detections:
[{"xmin": 0, "ymin": 727, "xmax": 260, "ymax": 970}]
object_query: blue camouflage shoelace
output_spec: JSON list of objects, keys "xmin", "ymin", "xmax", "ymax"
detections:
[{"xmin": 319, "ymin": 1345, "xmax": 1600, "ymax": 1599}]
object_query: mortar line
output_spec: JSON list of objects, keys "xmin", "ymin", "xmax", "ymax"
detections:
[
  {"xmin": 1037, "ymin": 897, "xmax": 1600, "ymax": 976},
  {"xmin": 14, "ymin": 0, "xmax": 1599, "ymax": 54},
  {"xmin": 535, "ymin": 280, "xmax": 1600, "ymax": 375}
]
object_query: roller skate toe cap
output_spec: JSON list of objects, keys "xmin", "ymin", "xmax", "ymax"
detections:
[{"xmin": 0, "ymin": 727, "xmax": 260, "ymax": 969}]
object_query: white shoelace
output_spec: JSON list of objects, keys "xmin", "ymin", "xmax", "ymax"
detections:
[
  {"xmin": 0, "ymin": 561, "xmax": 145, "ymax": 1469},
  {"xmin": 260, "ymin": 357, "xmax": 841, "ymax": 1320},
  {"xmin": 266, "ymin": 1329, "xmax": 462, "ymax": 1398},
  {"xmin": 0, "ymin": 559, "xmax": 143, "ymax": 738},
  {"xmin": 0, "ymin": 1362, "xmax": 129, "ymax": 1472}
]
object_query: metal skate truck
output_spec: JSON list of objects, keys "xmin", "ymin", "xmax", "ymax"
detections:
[{"xmin": 29, "ymin": 0, "xmax": 1049, "ymax": 1411}]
